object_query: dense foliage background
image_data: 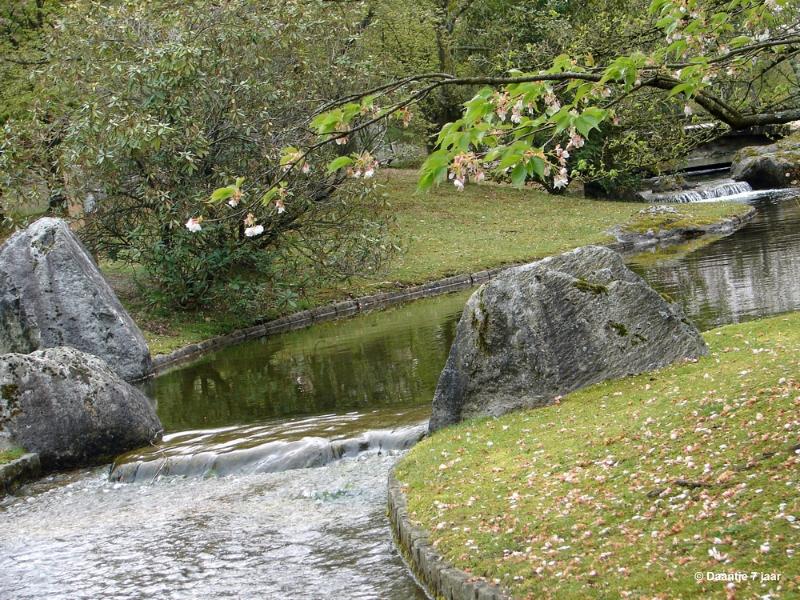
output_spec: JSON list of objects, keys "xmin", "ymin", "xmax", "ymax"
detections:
[{"xmin": 1, "ymin": 0, "xmax": 797, "ymax": 311}]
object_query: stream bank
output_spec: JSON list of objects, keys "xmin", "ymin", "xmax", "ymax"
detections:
[
  {"xmin": 392, "ymin": 311, "xmax": 800, "ymax": 599},
  {"xmin": 152, "ymin": 202, "xmax": 756, "ymax": 375}
]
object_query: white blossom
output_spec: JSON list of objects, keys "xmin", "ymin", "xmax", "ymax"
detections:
[
  {"xmin": 553, "ymin": 167, "xmax": 569, "ymax": 189},
  {"xmin": 185, "ymin": 217, "xmax": 203, "ymax": 232},
  {"xmin": 244, "ymin": 224, "xmax": 264, "ymax": 237}
]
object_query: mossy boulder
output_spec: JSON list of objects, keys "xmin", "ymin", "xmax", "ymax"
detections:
[
  {"xmin": 429, "ymin": 246, "xmax": 707, "ymax": 432},
  {"xmin": 0, "ymin": 217, "xmax": 152, "ymax": 381},
  {"xmin": 731, "ymin": 133, "xmax": 800, "ymax": 189},
  {"xmin": 0, "ymin": 347, "xmax": 162, "ymax": 469}
]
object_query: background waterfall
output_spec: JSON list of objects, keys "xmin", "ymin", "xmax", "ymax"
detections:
[{"xmin": 638, "ymin": 178, "xmax": 757, "ymax": 203}]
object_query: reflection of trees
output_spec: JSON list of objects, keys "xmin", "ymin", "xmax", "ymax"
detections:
[
  {"xmin": 635, "ymin": 199, "xmax": 800, "ymax": 330},
  {"xmin": 153, "ymin": 292, "xmax": 466, "ymax": 431}
]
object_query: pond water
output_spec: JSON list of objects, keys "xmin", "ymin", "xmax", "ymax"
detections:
[
  {"xmin": 629, "ymin": 192, "xmax": 800, "ymax": 330},
  {"xmin": 1, "ymin": 192, "xmax": 798, "ymax": 599}
]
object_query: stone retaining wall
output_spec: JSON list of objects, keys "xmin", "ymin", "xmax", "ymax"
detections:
[
  {"xmin": 0, "ymin": 453, "xmax": 41, "ymax": 496},
  {"xmin": 387, "ymin": 467, "xmax": 510, "ymax": 600},
  {"xmin": 152, "ymin": 209, "xmax": 755, "ymax": 375}
]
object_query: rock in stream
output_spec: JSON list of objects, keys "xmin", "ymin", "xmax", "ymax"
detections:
[
  {"xmin": 731, "ymin": 133, "xmax": 800, "ymax": 189},
  {"xmin": 0, "ymin": 347, "xmax": 162, "ymax": 469},
  {"xmin": 0, "ymin": 217, "xmax": 152, "ymax": 381},
  {"xmin": 429, "ymin": 245, "xmax": 708, "ymax": 432}
]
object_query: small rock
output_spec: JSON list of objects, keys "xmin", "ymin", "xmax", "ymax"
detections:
[{"xmin": 731, "ymin": 133, "xmax": 800, "ymax": 189}]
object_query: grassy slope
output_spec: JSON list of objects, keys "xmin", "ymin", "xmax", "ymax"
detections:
[
  {"xmin": 102, "ymin": 170, "xmax": 752, "ymax": 355},
  {"xmin": 397, "ymin": 312, "xmax": 800, "ymax": 599}
]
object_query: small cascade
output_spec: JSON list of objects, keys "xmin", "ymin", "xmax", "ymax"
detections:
[
  {"xmin": 638, "ymin": 179, "xmax": 755, "ymax": 203},
  {"xmin": 110, "ymin": 422, "xmax": 428, "ymax": 482}
]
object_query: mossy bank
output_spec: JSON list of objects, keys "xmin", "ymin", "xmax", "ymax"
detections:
[{"xmin": 395, "ymin": 311, "xmax": 800, "ymax": 599}]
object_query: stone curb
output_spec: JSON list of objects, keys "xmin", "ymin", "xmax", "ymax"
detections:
[
  {"xmin": 387, "ymin": 467, "xmax": 510, "ymax": 600},
  {"xmin": 151, "ymin": 209, "xmax": 755, "ymax": 375},
  {"xmin": 0, "ymin": 453, "xmax": 41, "ymax": 496}
]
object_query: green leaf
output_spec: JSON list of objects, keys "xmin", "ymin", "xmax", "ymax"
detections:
[
  {"xmin": 361, "ymin": 95, "xmax": 375, "ymax": 110},
  {"xmin": 668, "ymin": 82, "xmax": 695, "ymax": 98},
  {"xmin": 260, "ymin": 188, "xmax": 278, "ymax": 205},
  {"xmin": 210, "ymin": 186, "xmax": 235, "ymax": 202},
  {"xmin": 511, "ymin": 162, "xmax": 527, "ymax": 187},
  {"xmin": 341, "ymin": 102, "xmax": 362, "ymax": 122},
  {"xmin": 729, "ymin": 35, "xmax": 752, "ymax": 48},
  {"xmin": 498, "ymin": 142, "xmax": 528, "ymax": 170},
  {"xmin": 326, "ymin": 156, "xmax": 354, "ymax": 173},
  {"xmin": 310, "ymin": 111, "xmax": 342, "ymax": 135},
  {"xmin": 550, "ymin": 108, "xmax": 574, "ymax": 134},
  {"xmin": 528, "ymin": 156, "xmax": 546, "ymax": 179},
  {"xmin": 418, "ymin": 150, "xmax": 452, "ymax": 192},
  {"xmin": 574, "ymin": 107, "xmax": 607, "ymax": 137}
]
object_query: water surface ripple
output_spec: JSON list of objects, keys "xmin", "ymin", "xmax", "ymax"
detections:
[{"xmin": 0, "ymin": 456, "xmax": 426, "ymax": 599}]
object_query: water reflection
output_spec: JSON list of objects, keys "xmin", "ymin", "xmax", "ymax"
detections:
[
  {"xmin": 630, "ymin": 194, "xmax": 800, "ymax": 330},
  {"xmin": 146, "ymin": 290, "xmax": 469, "ymax": 432}
]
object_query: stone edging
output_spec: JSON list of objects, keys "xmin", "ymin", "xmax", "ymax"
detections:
[
  {"xmin": 387, "ymin": 467, "xmax": 510, "ymax": 600},
  {"xmin": 152, "ymin": 208, "xmax": 756, "ymax": 375},
  {"xmin": 0, "ymin": 453, "xmax": 41, "ymax": 496}
]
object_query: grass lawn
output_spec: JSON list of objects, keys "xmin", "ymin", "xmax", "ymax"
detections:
[
  {"xmin": 102, "ymin": 170, "xmax": 752, "ymax": 355},
  {"xmin": 374, "ymin": 170, "xmax": 748, "ymax": 284},
  {"xmin": 396, "ymin": 311, "xmax": 800, "ymax": 599}
]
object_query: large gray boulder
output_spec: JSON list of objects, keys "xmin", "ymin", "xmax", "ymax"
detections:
[
  {"xmin": 731, "ymin": 134, "xmax": 800, "ymax": 189},
  {"xmin": 0, "ymin": 347, "xmax": 162, "ymax": 469},
  {"xmin": 0, "ymin": 217, "xmax": 152, "ymax": 381},
  {"xmin": 429, "ymin": 246, "xmax": 707, "ymax": 432}
]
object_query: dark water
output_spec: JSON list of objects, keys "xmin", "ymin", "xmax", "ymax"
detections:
[
  {"xmin": 1, "ymin": 192, "xmax": 798, "ymax": 600},
  {"xmin": 145, "ymin": 290, "xmax": 467, "ymax": 432},
  {"xmin": 629, "ymin": 193, "xmax": 800, "ymax": 330}
]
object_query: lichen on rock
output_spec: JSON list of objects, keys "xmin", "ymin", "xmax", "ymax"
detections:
[
  {"xmin": 0, "ymin": 347, "xmax": 162, "ymax": 469},
  {"xmin": 429, "ymin": 245, "xmax": 708, "ymax": 432},
  {"xmin": 0, "ymin": 217, "xmax": 152, "ymax": 381}
]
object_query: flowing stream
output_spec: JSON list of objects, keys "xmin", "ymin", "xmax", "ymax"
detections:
[{"xmin": 1, "ymin": 192, "xmax": 799, "ymax": 599}]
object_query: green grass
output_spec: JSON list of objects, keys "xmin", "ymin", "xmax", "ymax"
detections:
[
  {"xmin": 101, "ymin": 170, "xmax": 752, "ymax": 355},
  {"xmin": 396, "ymin": 312, "xmax": 800, "ymax": 599},
  {"xmin": 0, "ymin": 447, "xmax": 26, "ymax": 465},
  {"xmin": 375, "ymin": 171, "xmax": 748, "ymax": 285}
]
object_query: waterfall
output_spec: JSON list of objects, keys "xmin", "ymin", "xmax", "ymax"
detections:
[
  {"xmin": 109, "ymin": 422, "xmax": 428, "ymax": 482},
  {"xmin": 638, "ymin": 179, "xmax": 755, "ymax": 203}
]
